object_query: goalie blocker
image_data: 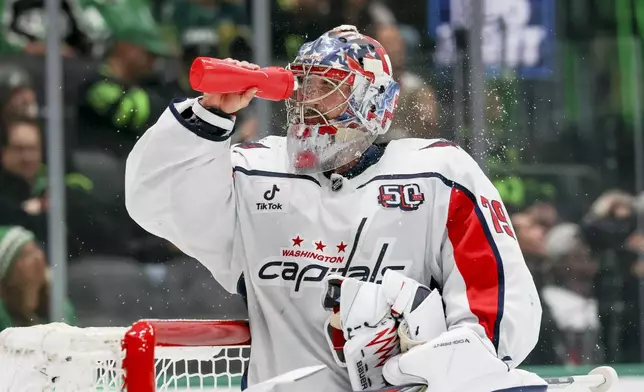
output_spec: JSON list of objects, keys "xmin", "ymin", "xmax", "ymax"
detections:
[{"xmin": 323, "ymin": 270, "xmax": 614, "ymax": 392}]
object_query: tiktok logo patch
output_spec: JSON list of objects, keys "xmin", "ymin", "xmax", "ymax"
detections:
[
  {"xmin": 263, "ymin": 184, "xmax": 280, "ymax": 200},
  {"xmin": 253, "ymin": 181, "xmax": 289, "ymax": 214}
]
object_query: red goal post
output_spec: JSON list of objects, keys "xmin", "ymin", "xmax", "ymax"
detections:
[{"xmin": 0, "ymin": 319, "xmax": 251, "ymax": 391}]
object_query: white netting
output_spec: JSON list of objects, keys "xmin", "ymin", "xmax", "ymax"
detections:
[
  {"xmin": 0, "ymin": 323, "xmax": 249, "ymax": 391},
  {"xmin": 153, "ymin": 346, "xmax": 248, "ymax": 391}
]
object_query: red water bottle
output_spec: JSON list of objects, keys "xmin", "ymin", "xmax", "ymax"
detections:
[{"xmin": 189, "ymin": 57, "xmax": 297, "ymax": 101}]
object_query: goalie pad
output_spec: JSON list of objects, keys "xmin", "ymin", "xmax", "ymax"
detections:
[{"xmin": 383, "ymin": 328, "xmax": 548, "ymax": 392}]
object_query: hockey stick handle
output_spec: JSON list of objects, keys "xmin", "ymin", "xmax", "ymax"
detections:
[
  {"xmin": 543, "ymin": 366, "xmax": 618, "ymax": 392},
  {"xmin": 544, "ymin": 374, "xmax": 606, "ymax": 388}
]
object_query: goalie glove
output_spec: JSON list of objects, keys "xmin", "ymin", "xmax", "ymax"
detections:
[
  {"xmin": 321, "ymin": 270, "xmax": 447, "ymax": 391},
  {"xmin": 322, "ymin": 275, "xmax": 400, "ymax": 391}
]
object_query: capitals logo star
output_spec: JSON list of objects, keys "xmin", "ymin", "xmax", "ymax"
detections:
[
  {"xmin": 336, "ymin": 242, "xmax": 347, "ymax": 252},
  {"xmin": 315, "ymin": 241, "xmax": 326, "ymax": 251},
  {"xmin": 292, "ymin": 236, "xmax": 304, "ymax": 247}
]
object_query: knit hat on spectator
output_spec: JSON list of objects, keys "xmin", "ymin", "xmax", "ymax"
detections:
[
  {"xmin": 0, "ymin": 226, "xmax": 35, "ymax": 281},
  {"xmin": 544, "ymin": 223, "xmax": 584, "ymax": 261}
]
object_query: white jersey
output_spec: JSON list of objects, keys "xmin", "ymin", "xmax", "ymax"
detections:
[{"xmin": 125, "ymin": 98, "xmax": 542, "ymax": 392}]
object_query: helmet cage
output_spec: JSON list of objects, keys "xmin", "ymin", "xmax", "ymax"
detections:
[{"xmin": 285, "ymin": 63, "xmax": 380, "ymax": 173}]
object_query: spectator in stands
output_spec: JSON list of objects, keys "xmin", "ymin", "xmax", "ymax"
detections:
[
  {"xmin": 0, "ymin": 118, "xmax": 47, "ymax": 240},
  {"xmin": 583, "ymin": 190, "xmax": 636, "ymax": 250},
  {"xmin": 0, "ymin": 226, "xmax": 74, "ymax": 331},
  {"xmin": 541, "ymin": 223, "xmax": 604, "ymax": 365},
  {"xmin": 272, "ymin": 0, "xmax": 337, "ymax": 60},
  {"xmin": 0, "ymin": 117, "xmax": 129, "ymax": 258},
  {"xmin": 77, "ymin": 26, "xmax": 173, "ymax": 156},
  {"xmin": 582, "ymin": 190, "xmax": 642, "ymax": 362},
  {"xmin": 526, "ymin": 201, "xmax": 560, "ymax": 231},
  {"xmin": 169, "ymin": 0, "xmax": 251, "ymax": 62},
  {"xmin": 168, "ymin": 0, "xmax": 259, "ymax": 143},
  {"xmin": 344, "ymin": 0, "xmax": 396, "ymax": 32},
  {"xmin": 373, "ymin": 24, "xmax": 439, "ymax": 143},
  {"xmin": 0, "ymin": 63, "xmax": 86, "ymax": 173},
  {"xmin": 511, "ymin": 211, "xmax": 558, "ymax": 366},
  {"xmin": 162, "ymin": 0, "xmax": 254, "ymax": 116},
  {"xmin": 512, "ymin": 212, "xmax": 548, "ymax": 288},
  {"xmin": 0, "ymin": 0, "xmax": 110, "ymax": 57},
  {"xmin": 0, "ymin": 64, "xmax": 38, "ymax": 123}
]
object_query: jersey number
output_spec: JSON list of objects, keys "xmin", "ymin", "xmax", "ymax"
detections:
[{"xmin": 480, "ymin": 196, "xmax": 515, "ymax": 238}]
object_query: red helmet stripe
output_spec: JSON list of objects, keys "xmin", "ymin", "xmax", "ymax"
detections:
[
  {"xmin": 346, "ymin": 56, "xmax": 375, "ymax": 81},
  {"xmin": 374, "ymin": 47, "xmax": 390, "ymax": 75}
]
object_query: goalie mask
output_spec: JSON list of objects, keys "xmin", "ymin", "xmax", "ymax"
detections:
[{"xmin": 285, "ymin": 25, "xmax": 400, "ymax": 173}]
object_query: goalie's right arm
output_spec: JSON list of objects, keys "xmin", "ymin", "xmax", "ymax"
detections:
[{"xmin": 125, "ymin": 98, "xmax": 241, "ymax": 292}]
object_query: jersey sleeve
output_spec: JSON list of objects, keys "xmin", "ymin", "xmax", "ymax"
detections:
[
  {"xmin": 125, "ymin": 98, "xmax": 242, "ymax": 293},
  {"xmin": 432, "ymin": 147, "xmax": 542, "ymax": 368}
]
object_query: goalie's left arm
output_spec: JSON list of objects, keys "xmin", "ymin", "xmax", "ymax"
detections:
[{"xmin": 428, "ymin": 146, "xmax": 542, "ymax": 368}]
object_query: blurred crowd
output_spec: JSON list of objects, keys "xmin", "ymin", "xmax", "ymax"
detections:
[
  {"xmin": 515, "ymin": 194, "xmax": 644, "ymax": 365},
  {"xmin": 0, "ymin": 0, "xmax": 643, "ymax": 369}
]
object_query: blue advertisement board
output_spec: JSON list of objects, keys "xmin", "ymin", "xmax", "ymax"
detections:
[{"xmin": 427, "ymin": 0, "xmax": 555, "ymax": 79}]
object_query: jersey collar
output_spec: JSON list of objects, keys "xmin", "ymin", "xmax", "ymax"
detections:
[{"xmin": 324, "ymin": 143, "xmax": 386, "ymax": 180}]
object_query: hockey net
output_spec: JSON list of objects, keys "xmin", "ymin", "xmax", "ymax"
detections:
[{"xmin": 0, "ymin": 319, "xmax": 250, "ymax": 392}]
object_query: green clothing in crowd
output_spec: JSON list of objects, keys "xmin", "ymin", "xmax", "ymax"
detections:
[
  {"xmin": 0, "ymin": 226, "xmax": 76, "ymax": 333},
  {"xmin": 0, "ymin": 0, "xmax": 170, "ymax": 57},
  {"xmin": 76, "ymin": 64, "xmax": 172, "ymax": 156},
  {"xmin": 161, "ymin": 0, "xmax": 250, "ymax": 60}
]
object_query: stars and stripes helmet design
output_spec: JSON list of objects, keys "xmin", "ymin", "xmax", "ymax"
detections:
[{"xmin": 285, "ymin": 25, "xmax": 400, "ymax": 173}]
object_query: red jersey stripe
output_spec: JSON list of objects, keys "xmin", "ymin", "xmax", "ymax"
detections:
[{"xmin": 446, "ymin": 186, "xmax": 504, "ymax": 350}]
